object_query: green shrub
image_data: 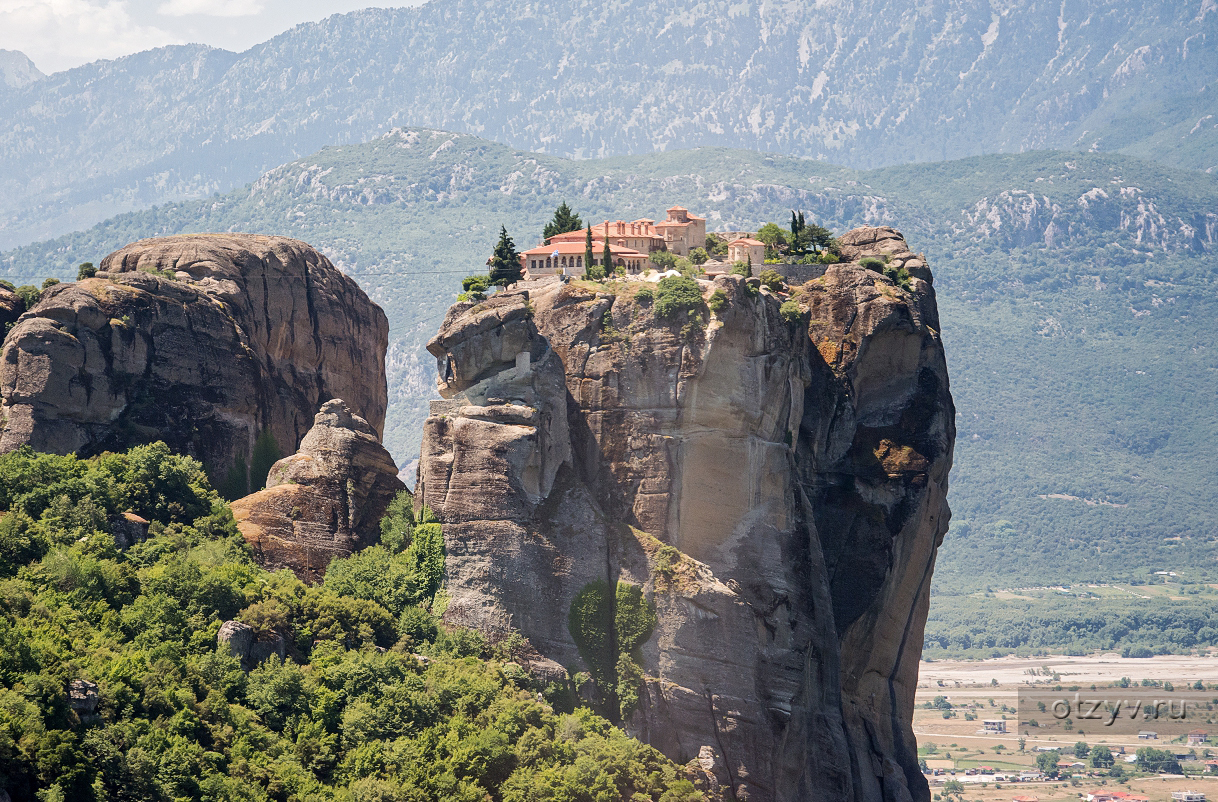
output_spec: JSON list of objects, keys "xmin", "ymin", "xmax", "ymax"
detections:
[
  {"xmin": 818, "ymin": 251, "xmax": 840, "ymax": 264},
  {"xmin": 13, "ymin": 285, "xmax": 40, "ymax": 308},
  {"xmin": 779, "ymin": 299, "xmax": 802, "ymax": 323},
  {"xmin": 654, "ymin": 275, "xmax": 703, "ymax": 319},
  {"xmin": 708, "ymin": 289, "xmax": 728, "ymax": 313},
  {"xmin": 859, "ymin": 256, "xmax": 886, "ymax": 272},
  {"xmin": 729, "ymin": 260, "xmax": 751, "ymax": 277},
  {"xmin": 379, "ymin": 489, "xmax": 416, "ymax": 553},
  {"xmin": 76, "ymin": 262, "xmax": 96, "ymax": 280},
  {"xmin": 41, "ymin": 278, "xmax": 59, "ymax": 290},
  {"xmin": 634, "ymin": 286, "xmax": 654, "ymax": 305},
  {"xmin": 650, "ymin": 251, "xmax": 678, "ymax": 271},
  {"xmin": 689, "ymin": 247, "xmax": 708, "ymax": 266},
  {"xmin": 567, "ymin": 580, "xmax": 656, "ymax": 720},
  {"xmin": 459, "ymin": 274, "xmax": 490, "ymax": 302},
  {"xmin": 568, "ymin": 580, "xmax": 615, "ymax": 689},
  {"xmin": 758, "ymin": 269, "xmax": 785, "ymax": 292},
  {"xmin": 654, "ymin": 545, "xmax": 680, "ymax": 580},
  {"xmin": 882, "ymin": 263, "xmax": 912, "ymax": 290}
]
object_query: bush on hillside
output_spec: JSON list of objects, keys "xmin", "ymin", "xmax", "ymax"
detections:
[
  {"xmin": 654, "ymin": 275, "xmax": 703, "ymax": 319},
  {"xmin": 0, "ymin": 446, "xmax": 700, "ymax": 801},
  {"xmin": 779, "ymin": 299, "xmax": 802, "ymax": 323},
  {"xmin": 758, "ymin": 269, "xmax": 785, "ymax": 292}
]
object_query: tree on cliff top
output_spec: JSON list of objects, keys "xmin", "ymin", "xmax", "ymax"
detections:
[
  {"xmin": 542, "ymin": 202, "xmax": 583, "ymax": 243},
  {"xmin": 488, "ymin": 225, "xmax": 522, "ymax": 286}
]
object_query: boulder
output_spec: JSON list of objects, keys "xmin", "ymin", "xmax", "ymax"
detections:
[
  {"xmin": 0, "ymin": 234, "xmax": 389, "ymax": 493},
  {"xmin": 217, "ymin": 620, "xmax": 286, "ymax": 670},
  {"xmin": 110, "ymin": 511, "xmax": 149, "ymax": 549},
  {"xmin": 416, "ymin": 227, "xmax": 954, "ymax": 802},
  {"xmin": 232, "ymin": 399, "xmax": 406, "ymax": 581},
  {"xmin": 68, "ymin": 679, "xmax": 99, "ymax": 715}
]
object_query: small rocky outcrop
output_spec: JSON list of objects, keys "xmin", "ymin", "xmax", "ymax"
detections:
[
  {"xmin": 217, "ymin": 620, "xmax": 286, "ymax": 669},
  {"xmin": 417, "ymin": 226, "xmax": 954, "ymax": 802},
  {"xmin": 110, "ymin": 511, "xmax": 149, "ymax": 549},
  {"xmin": 68, "ymin": 679, "xmax": 99, "ymax": 724},
  {"xmin": 231, "ymin": 399, "xmax": 406, "ymax": 581},
  {"xmin": 0, "ymin": 234, "xmax": 389, "ymax": 492},
  {"xmin": 0, "ymin": 286, "xmax": 22, "ymax": 332}
]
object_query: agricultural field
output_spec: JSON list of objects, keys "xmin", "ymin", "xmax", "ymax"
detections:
[{"xmin": 915, "ymin": 655, "xmax": 1218, "ymax": 801}]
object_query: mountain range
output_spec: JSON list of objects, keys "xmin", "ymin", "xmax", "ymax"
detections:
[
  {"xmin": 1, "ymin": 0, "xmax": 1216, "ymax": 251},
  {"xmin": 4, "ymin": 128, "xmax": 1215, "ymax": 592}
]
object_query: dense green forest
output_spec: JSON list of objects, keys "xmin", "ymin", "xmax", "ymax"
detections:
[
  {"xmin": 923, "ymin": 590, "xmax": 1218, "ymax": 660},
  {"xmin": 2, "ymin": 131, "xmax": 1215, "ymax": 597},
  {"xmin": 0, "ymin": 445, "xmax": 701, "ymax": 801}
]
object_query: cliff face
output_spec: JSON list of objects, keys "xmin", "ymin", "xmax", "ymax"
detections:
[
  {"xmin": 232, "ymin": 399, "xmax": 407, "ymax": 582},
  {"xmin": 0, "ymin": 234, "xmax": 389, "ymax": 491},
  {"xmin": 417, "ymin": 226, "xmax": 953, "ymax": 801}
]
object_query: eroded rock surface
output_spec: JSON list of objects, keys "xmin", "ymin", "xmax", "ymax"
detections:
[
  {"xmin": 232, "ymin": 399, "xmax": 406, "ymax": 581},
  {"xmin": 0, "ymin": 234, "xmax": 388, "ymax": 491},
  {"xmin": 417, "ymin": 227, "xmax": 954, "ymax": 802},
  {"xmin": 0, "ymin": 286, "xmax": 22, "ymax": 332},
  {"xmin": 217, "ymin": 620, "xmax": 287, "ymax": 669}
]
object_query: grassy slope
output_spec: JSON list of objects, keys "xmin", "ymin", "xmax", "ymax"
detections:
[{"xmin": 3, "ymin": 131, "xmax": 1216, "ymax": 607}]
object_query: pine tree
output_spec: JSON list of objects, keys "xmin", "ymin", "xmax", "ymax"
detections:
[
  {"xmin": 543, "ymin": 202, "xmax": 583, "ymax": 243},
  {"xmin": 584, "ymin": 226, "xmax": 595, "ymax": 275},
  {"xmin": 488, "ymin": 225, "xmax": 523, "ymax": 287}
]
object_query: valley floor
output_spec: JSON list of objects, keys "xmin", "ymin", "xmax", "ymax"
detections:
[{"xmin": 914, "ymin": 654, "xmax": 1218, "ymax": 801}]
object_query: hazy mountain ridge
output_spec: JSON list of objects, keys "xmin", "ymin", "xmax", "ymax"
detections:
[
  {"xmin": 3, "ymin": 130, "xmax": 1215, "ymax": 591},
  {"xmin": 0, "ymin": 50, "xmax": 44, "ymax": 90},
  {"xmin": 1, "ymin": 0, "xmax": 1214, "ymax": 250}
]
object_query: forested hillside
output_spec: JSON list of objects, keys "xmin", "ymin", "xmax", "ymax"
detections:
[
  {"xmin": 1, "ymin": 0, "xmax": 1214, "ymax": 249},
  {"xmin": 3, "ymin": 130, "xmax": 1215, "ymax": 594},
  {"xmin": 0, "ymin": 445, "xmax": 702, "ymax": 801}
]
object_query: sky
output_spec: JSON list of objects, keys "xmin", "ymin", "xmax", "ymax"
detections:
[{"xmin": 0, "ymin": 0, "xmax": 428, "ymax": 74}]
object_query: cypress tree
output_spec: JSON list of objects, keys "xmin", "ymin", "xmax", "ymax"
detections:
[
  {"xmin": 584, "ymin": 226, "xmax": 595, "ymax": 275},
  {"xmin": 601, "ymin": 237, "xmax": 613, "ymax": 277}
]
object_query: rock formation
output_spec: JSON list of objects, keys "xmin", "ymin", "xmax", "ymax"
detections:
[
  {"xmin": 0, "ymin": 285, "xmax": 22, "ymax": 332},
  {"xmin": 217, "ymin": 620, "xmax": 287, "ymax": 669},
  {"xmin": 0, "ymin": 234, "xmax": 389, "ymax": 493},
  {"xmin": 232, "ymin": 399, "xmax": 406, "ymax": 581},
  {"xmin": 416, "ymin": 226, "xmax": 954, "ymax": 802}
]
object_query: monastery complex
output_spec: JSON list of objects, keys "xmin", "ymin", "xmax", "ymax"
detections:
[{"xmin": 521, "ymin": 205, "xmax": 710, "ymax": 278}]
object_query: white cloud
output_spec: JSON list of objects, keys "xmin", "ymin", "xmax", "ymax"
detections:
[
  {"xmin": 157, "ymin": 0, "xmax": 264, "ymax": 18},
  {"xmin": 0, "ymin": 0, "xmax": 182, "ymax": 73}
]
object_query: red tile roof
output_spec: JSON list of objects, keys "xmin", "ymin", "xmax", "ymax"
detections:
[{"xmin": 520, "ymin": 241, "xmax": 648, "ymax": 259}]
